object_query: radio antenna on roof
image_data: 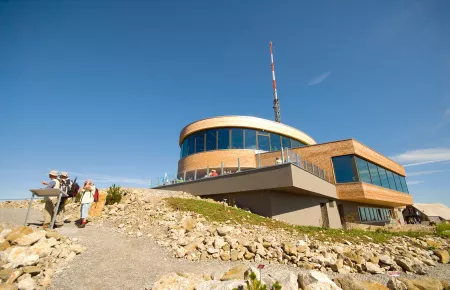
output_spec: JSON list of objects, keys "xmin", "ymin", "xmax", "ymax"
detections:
[{"xmin": 269, "ymin": 41, "xmax": 281, "ymax": 123}]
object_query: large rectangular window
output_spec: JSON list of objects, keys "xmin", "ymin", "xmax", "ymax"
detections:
[
  {"xmin": 400, "ymin": 176, "xmax": 409, "ymax": 193},
  {"xmin": 378, "ymin": 167, "xmax": 390, "ymax": 189},
  {"xmin": 281, "ymin": 136, "xmax": 291, "ymax": 149},
  {"xmin": 291, "ymin": 139, "xmax": 304, "ymax": 148},
  {"xmin": 355, "ymin": 157, "xmax": 372, "ymax": 184},
  {"xmin": 270, "ymin": 133, "xmax": 281, "ymax": 151},
  {"xmin": 244, "ymin": 129, "xmax": 256, "ymax": 149},
  {"xmin": 332, "ymin": 155, "xmax": 358, "ymax": 183},
  {"xmin": 217, "ymin": 128, "xmax": 230, "ymax": 150},
  {"xmin": 368, "ymin": 163, "xmax": 382, "ymax": 186},
  {"xmin": 359, "ymin": 206, "xmax": 391, "ymax": 222},
  {"xmin": 387, "ymin": 171, "xmax": 397, "ymax": 191},
  {"xmin": 195, "ymin": 132, "xmax": 205, "ymax": 153},
  {"xmin": 257, "ymin": 132, "xmax": 270, "ymax": 151},
  {"xmin": 187, "ymin": 135, "xmax": 195, "ymax": 155},
  {"xmin": 231, "ymin": 129, "xmax": 244, "ymax": 149},
  {"xmin": 206, "ymin": 129, "xmax": 217, "ymax": 151},
  {"xmin": 394, "ymin": 174, "xmax": 403, "ymax": 192}
]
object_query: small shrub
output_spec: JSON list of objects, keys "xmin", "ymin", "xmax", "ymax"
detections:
[
  {"xmin": 428, "ymin": 246, "xmax": 436, "ymax": 251},
  {"xmin": 105, "ymin": 184, "xmax": 123, "ymax": 205},
  {"xmin": 232, "ymin": 271, "xmax": 282, "ymax": 290}
]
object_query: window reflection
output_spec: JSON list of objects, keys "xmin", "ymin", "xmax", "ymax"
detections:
[
  {"xmin": 281, "ymin": 136, "xmax": 291, "ymax": 149},
  {"xmin": 206, "ymin": 129, "xmax": 216, "ymax": 151},
  {"xmin": 368, "ymin": 163, "xmax": 382, "ymax": 186},
  {"xmin": 332, "ymin": 155, "xmax": 357, "ymax": 183},
  {"xmin": 270, "ymin": 133, "xmax": 281, "ymax": 151},
  {"xmin": 244, "ymin": 129, "xmax": 257, "ymax": 149},
  {"xmin": 180, "ymin": 127, "xmax": 307, "ymax": 157},
  {"xmin": 217, "ymin": 128, "xmax": 230, "ymax": 149},
  {"xmin": 257, "ymin": 132, "xmax": 270, "ymax": 151},
  {"xmin": 356, "ymin": 157, "xmax": 372, "ymax": 183},
  {"xmin": 231, "ymin": 129, "xmax": 244, "ymax": 149}
]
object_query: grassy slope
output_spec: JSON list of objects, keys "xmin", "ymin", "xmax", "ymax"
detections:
[{"xmin": 165, "ymin": 197, "xmax": 439, "ymax": 244}]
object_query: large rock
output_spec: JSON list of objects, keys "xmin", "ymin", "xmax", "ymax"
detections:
[
  {"xmin": 297, "ymin": 240, "xmax": 309, "ymax": 253},
  {"xmin": 0, "ymin": 284, "xmax": 18, "ymax": 290},
  {"xmin": 394, "ymin": 258, "xmax": 414, "ymax": 272},
  {"xmin": 217, "ymin": 226, "xmax": 233, "ymax": 236},
  {"xmin": 5, "ymin": 227, "xmax": 33, "ymax": 243},
  {"xmin": 282, "ymin": 242, "xmax": 297, "ymax": 256},
  {"xmin": 298, "ymin": 271, "xmax": 341, "ymax": 290},
  {"xmin": 266, "ymin": 270, "xmax": 298, "ymax": 290},
  {"xmin": 45, "ymin": 230, "xmax": 62, "ymax": 240},
  {"xmin": 0, "ymin": 240, "xmax": 10, "ymax": 251},
  {"xmin": 379, "ymin": 255, "xmax": 394, "ymax": 265},
  {"xmin": 181, "ymin": 217, "xmax": 196, "ymax": 232},
  {"xmin": 387, "ymin": 278, "xmax": 407, "ymax": 290},
  {"xmin": 398, "ymin": 277, "xmax": 443, "ymax": 290},
  {"xmin": 334, "ymin": 276, "xmax": 388, "ymax": 290},
  {"xmin": 152, "ymin": 272, "xmax": 206, "ymax": 290},
  {"xmin": 18, "ymin": 275, "xmax": 37, "ymax": 290},
  {"xmin": 220, "ymin": 264, "xmax": 249, "ymax": 281},
  {"xmin": 365, "ymin": 262, "xmax": 384, "ymax": 274},
  {"xmin": 434, "ymin": 250, "xmax": 449, "ymax": 264},
  {"xmin": 7, "ymin": 247, "xmax": 39, "ymax": 268},
  {"xmin": 196, "ymin": 280, "xmax": 246, "ymax": 290},
  {"xmin": 344, "ymin": 251, "xmax": 364, "ymax": 264},
  {"xmin": 23, "ymin": 266, "xmax": 41, "ymax": 276},
  {"xmin": 29, "ymin": 240, "xmax": 52, "ymax": 258},
  {"xmin": 15, "ymin": 231, "xmax": 45, "ymax": 246},
  {"xmin": 0, "ymin": 267, "xmax": 13, "ymax": 281}
]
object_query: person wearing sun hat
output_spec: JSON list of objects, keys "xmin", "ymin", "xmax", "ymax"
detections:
[{"xmin": 41, "ymin": 170, "xmax": 61, "ymax": 228}]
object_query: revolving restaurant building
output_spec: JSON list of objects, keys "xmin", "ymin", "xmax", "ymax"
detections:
[{"xmin": 163, "ymin": 115, "xmax": 413, "ymax": 229}]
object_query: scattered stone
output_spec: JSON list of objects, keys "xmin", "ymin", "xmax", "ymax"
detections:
[
  {"xmin": 15, "ymin": 231, "xmax": 45, "ymax": 246},
  {"xmin": 0, "ymin": 240, "xmax": 11, "ymax": 251},
  {"xmin": 152, "ymin": 272, "xmax": 206, "ymax": 290},
  {"xmin": 399, "ymin": 277, "xmax": 443, "ymax": 290},
  {"xmin": 216, "ymin": 226, "xmax": 233, "ymax": 236},
  {"xmin": 22, "ymin": 266, "xmax": 41, "ymax": 276},
  {"xmin": 434, "ymin": 250, "xmax": 449, "ymax": 264},
  {"xmin": 181, "ymin": 217, "xmax": 196, "ymax": 232},
  {"xmin": 387, "ymin": 278, "xmax": 407, "ymax": 290},
  {"xmin": 0, "ymin": 268, "xmax": 13, "ymax": 281},
  {"xmin": 298, "ymin": 270, "xmax": 341, "ymax": 290},
  {"xmin": 5, "ymin": 227, "xmax": 33, "ymax": 243},
  {"xmin": 17, "ymin": 276, "xmax": 37, "ymax": 290},
  {"xmin": 220, "ymin": 264, "xmax": 249, "ymax": 281},
  {"xmin": 365, "ymin": 262, "xmax": 384, "ymax": 274},
  {"xmin": 282, "ymin": 242, "xmax": 297, "ymax": 256},
  {"xmin": 0, "ymin": 284, "xmax": 18, "ymax": 290}
]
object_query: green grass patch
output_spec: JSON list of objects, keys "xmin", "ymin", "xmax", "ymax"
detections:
[
  {"xmin": 436, "ymin": 223, "xmax": 450, "ymax": 238},
  {"xmin": 165, "ymin": 197, "xmax": 433, "ymax": 244}
]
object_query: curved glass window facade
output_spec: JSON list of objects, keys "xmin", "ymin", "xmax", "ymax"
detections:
[
  {"xmin": 180, "ymin": 127, "xmax": 307, "ymax": 158},
  {"xmin": 332, "ymin": 155, "xmax": 410, "ymax": 194}
]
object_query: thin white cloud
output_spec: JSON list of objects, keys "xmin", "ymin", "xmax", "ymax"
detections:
[
  {"xmin": 308, "ymin": 71, "xmax": 332, "ymax": 86},
  {"xmin": 407, "ymin": 169, "xmax": 448, "ymax": 176},
  {"xmin": 390, "ymin": 148, "xmax": 450, "ymax": 167},
  {"xmin": 408, "ymin": 180, "xmax": 424, "ymax": 185}
]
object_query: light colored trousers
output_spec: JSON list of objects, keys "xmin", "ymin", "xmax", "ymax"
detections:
[
  {"xmin": 80, "ymin": 202, "xmax": 92, "ymax": 219},
  {"xmin": 43, "ymin": 197, "xmax": 65, "ymax": 225}
]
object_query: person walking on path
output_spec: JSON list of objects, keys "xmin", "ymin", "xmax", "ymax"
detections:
[
  {"xmin": 77, "ymin": 179, "xmax": 95, "ymax": 228},
  {"xmin": 41, "ymin": 170, "xmax": 61, "ymax": 228}
]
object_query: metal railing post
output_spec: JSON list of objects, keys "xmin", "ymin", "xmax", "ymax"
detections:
[
  {"xmin": 194, "ymin": 169, "xmax": 197, "ymax": 180},
  {"xmin": 184, "ymin": 171, "xmax": 186, "ymax": 181},
  {"xmin": 237, "ymin": 158, "xmax": 241, "ymax": 172},
  {"xmin": 257, "ymin": 153, "xmax": 261, "ymax": 168},
  {"xmin": 221, "ymin": 162, "xmax": 224, "ymax": 175},
  {"xmin": 296, "ymin": 154, "xmax": 300, "ymax": 167},
  {"xmin": 286, "ymin": 148, "xmax": 290, "ymax": 162},
  {"xmin": 281, "ymin": 147, "xmax": 285, "ymax": 163}
]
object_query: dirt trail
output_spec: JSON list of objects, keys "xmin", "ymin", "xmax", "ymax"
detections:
[{"xmin": 0, "ymin": 208, "xmax": 236, "ymax": 289}]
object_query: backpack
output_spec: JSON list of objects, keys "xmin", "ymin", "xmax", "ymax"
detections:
[
  {"xmin": 67, "ymin": 177, "xmax": 80, "ymax": 198},
  {"xmin": 93, "ymin": 188, "xmax": 99, "ymax": 202}
]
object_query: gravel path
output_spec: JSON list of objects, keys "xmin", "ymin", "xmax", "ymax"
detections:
[{"xmin": 2, "ymin": 208, "xmax": 450, "ymax": 289}]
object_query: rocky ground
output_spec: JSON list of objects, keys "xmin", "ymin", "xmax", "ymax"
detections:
[
  {"xmin": 0, "ymin": 223, "xmax": 85, "ymax": 290},
  {"xmin": 1, "ymin": 188, "xmax": 450, "ymax": 289}
]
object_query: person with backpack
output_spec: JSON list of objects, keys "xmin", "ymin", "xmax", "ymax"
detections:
[
  {"xmin": 77, "ymin": 179, "xmax": 97, "ymax": 228},
  {"xmin": 41, "ymin": 170, "xmax": 61, "ymax": 229},
  {"xmin": 56, "ymin": 172, "xmax": 73, "ymax": 224}
]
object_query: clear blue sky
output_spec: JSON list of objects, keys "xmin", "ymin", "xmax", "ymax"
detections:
[{"xmin": 0, "ymin": 0, "xmax": 449, "ymax": 204}]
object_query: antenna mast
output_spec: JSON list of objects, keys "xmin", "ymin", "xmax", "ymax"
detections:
[{"xmin": 269, "ymin": 41, "xmax": 281, "ymax": 123}]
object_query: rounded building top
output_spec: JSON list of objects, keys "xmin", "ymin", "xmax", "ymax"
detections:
[{"xmin": 179, "ymin": 115, "xmax": 316, "ymax": 145}]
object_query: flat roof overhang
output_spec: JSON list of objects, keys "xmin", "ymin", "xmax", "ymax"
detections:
[{"xmin": 157, "ymin": 163, "xmax": 337, "ymax": 199}]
